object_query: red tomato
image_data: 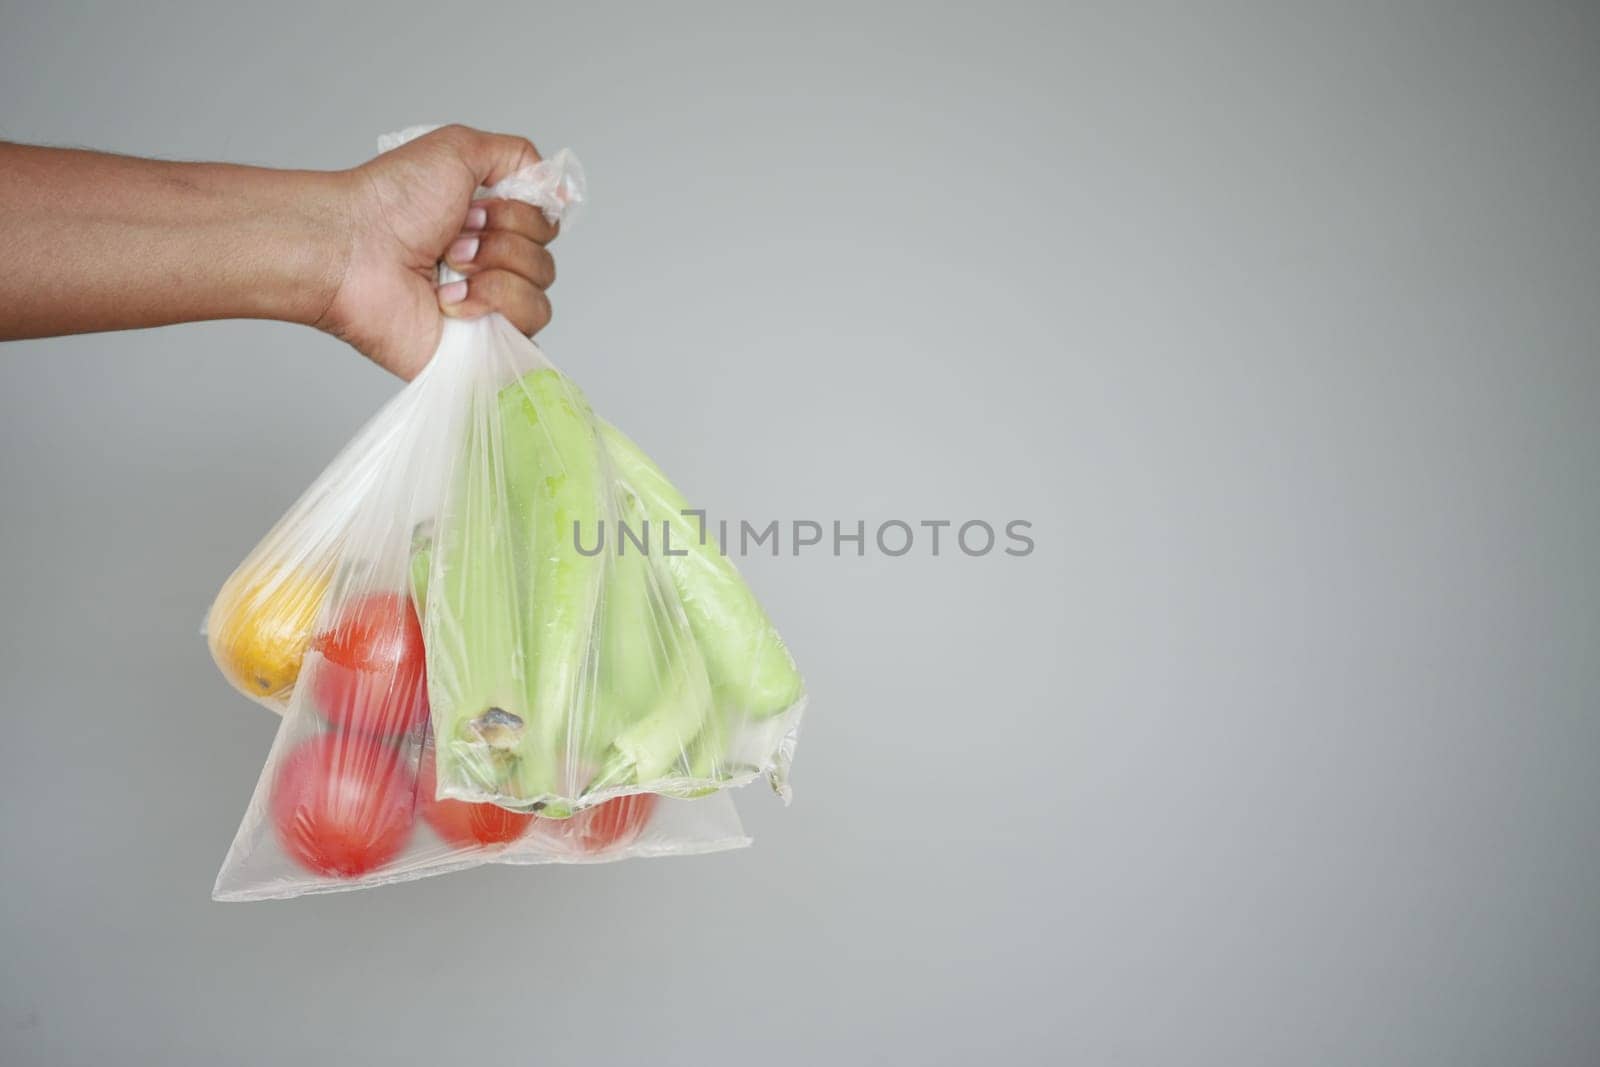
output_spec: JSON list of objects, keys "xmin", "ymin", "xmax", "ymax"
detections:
[
  {"xmin": 310, "ymin": 592, "xmax": 428, "ymax": 739},
  {"xmin": 270, "ymin": 733, "xmax": 416, "ymax": 878},
  {"xmin": 535, "ymin": 793, "xmax": 658, "ymax": 853},
  {"xmin": 415, "ymin": 746, "xmax": 536, "ymax": 848}
]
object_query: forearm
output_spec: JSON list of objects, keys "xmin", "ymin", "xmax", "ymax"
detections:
[{"xmin": 0, "ymin": 143, "xmax": 351, "ymax": 340}]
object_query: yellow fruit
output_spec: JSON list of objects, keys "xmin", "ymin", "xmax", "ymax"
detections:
[{"xmin": 209, "ymin": 564, "xmax": 330, "ymax": 704}]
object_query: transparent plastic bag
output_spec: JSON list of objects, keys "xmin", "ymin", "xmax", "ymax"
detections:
[{"xmin": 205, "ymin": 133, "xmax": 805, "ymax": 900}]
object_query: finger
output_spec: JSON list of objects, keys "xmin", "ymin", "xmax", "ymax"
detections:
[
  {"xmin": 434, "ymin": 125, "xmax": 541, "ymax": 187},
  {"xmin": 476, "ymin": 198, "xmax": 559, "ymax": 244},
  {"xmin": 438, "ymin": 269, "xmax": 552, "ymax": 335},
  {"xmin": 443, "ymin": 229, "xmax": 556, "ymax": 289}
]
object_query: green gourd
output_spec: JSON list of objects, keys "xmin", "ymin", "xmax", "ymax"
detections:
[
  {"xmin": 424, "ymin": 368, "xmax": 606, "ymax": 812},
  {"xmin": 596, "ymin": 420, "xmax": 804, "ymax": 723}
]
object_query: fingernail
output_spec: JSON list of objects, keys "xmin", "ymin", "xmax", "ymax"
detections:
[
  {"xmin": 465, "ymin": 206, "xmax": 488, "ymax": 230},
  {"xmin": 447, "ymin": 235, "xmax": 480, "ymax": 263},
  {"xmin": 438, "ymin": 280, "xmax": 468, "ymax": 305}
]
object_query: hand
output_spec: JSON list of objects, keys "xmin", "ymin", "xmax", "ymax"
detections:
[
  {"xmin": 318, "ymin": 125, "xmax": 560, "ymax": 380},
  {"xmin": 0, "ymin": 131, "xmax": 558, "ymax": 371}
]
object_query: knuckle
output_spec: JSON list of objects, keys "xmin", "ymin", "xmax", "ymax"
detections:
[
  {"xmin": 469, "ymin": 270, "xmax": 504, "ymax": 304},
  {"xmin": 482, "ymin": 232, "xmax": 553, "ymax": 288},
  {"xmin": 527, "ymin": 289, "xmax": 552, "ymax": 332},
  {"xmin": 508, "ymin": 200, "xmax": 548, "ymax": 238},
  {"xmin": 475, "ymin": 229, "xmax": 507, "ymax": 263},
  {"xmin": 491, "ymin": 132, "xmax": 540, "ymax": 166},
  {"xmin": 478, "ymin": 199, "xmax": 509, "ymax": 230}
]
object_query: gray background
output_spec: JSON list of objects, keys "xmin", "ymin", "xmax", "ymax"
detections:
[{"xmin": 1, "ymin": 2, "xmax": 1597, "ymax": 1064}]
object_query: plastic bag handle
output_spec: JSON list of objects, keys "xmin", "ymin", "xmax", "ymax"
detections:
[{"xmin": 377, "ymin": 125, "xmax": 587, "ymax": 285}]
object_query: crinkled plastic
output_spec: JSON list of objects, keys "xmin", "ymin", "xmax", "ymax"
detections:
[{"xmin": 205, "ymin": 132, "xmax": 805, "ymax": 901}]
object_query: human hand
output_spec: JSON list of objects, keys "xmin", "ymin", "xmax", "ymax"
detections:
[{"xmin": 317, "ymin": 125, "xmax": 560, "ymax": 380}]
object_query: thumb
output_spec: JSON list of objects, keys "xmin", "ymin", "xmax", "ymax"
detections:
[{"xmin": 435, "ymin": 125, "xmax": 542, "ymax": 187}]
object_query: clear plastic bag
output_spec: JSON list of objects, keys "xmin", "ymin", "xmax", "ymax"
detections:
[{"xmin": 205, "ymin": 133, "xmax": 805, "ymax": 901}]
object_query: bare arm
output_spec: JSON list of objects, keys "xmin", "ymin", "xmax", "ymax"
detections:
[
  {"xmin": 0, "ymin": 143, "xmax": 347, "ymax": 336},
  {"xmin": 0, "ymin": 126, "xmax": 559, "ymax": 379}
]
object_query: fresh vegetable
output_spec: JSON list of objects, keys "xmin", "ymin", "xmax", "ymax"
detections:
[
  {"xmin": 590, "ymin": 499, "xmax": 663, "ymax": 732},
  {"xmin": 310, "ymin": 592, "xmax": 429, "ymax": 739},
  {"xmin": 596, "ymin": 419, "xmax": 804, "ymax": 720},
  {"xmin": 502, "ymin": 369, "xmax": 608, "ymax": 804},
  {"xmin": 409, "ymin": 523, "xmax": 433, "ymax": 619},
  {"xmin": 415, "ymin": 745, "xmax": 535, "ymax": 848},
  {"xmin": 422, "ymin": 370, "xmax": 801, "ymax": 811},
  {"xmin": 420, "ymin": 400, "xmax": 523, "ymax": 803},
  {"xmin": 270, "ymin": 734, "xmax": 415, "ymax": 878},
  {"xmin": 533, "ymin": 792, "xmax": 657, "ymax": 853},
  {"xmin": 427, "ymin": 368, "xmax": 607, "ymax": 810},
  {"xmin": 209, "ymin": 563, "xmax": 329, "ymax": 704},
  {"xmin": 584, "ymin": 489, "xmax": 714, "ymax": 791}
]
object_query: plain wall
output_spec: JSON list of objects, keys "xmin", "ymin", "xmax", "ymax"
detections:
[{"xmin": 1, "ymin": 2, "xmax": 1597, "ymax": 1064}]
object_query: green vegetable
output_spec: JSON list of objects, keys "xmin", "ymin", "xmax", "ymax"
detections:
[
  {"xmin": 425, "ymin": 368, "xmax": 606, "ymax": 811},
  {"xmin": 409, "ymin": 526, "xmax": 433, "ymax": 616},
  {"xmin": 420, "ymin": 386, "xmax": 524, "ymax": 803},
  {"xmin": 422, "ymin": 371, "xmax": 802, "ymax": 811},
  {"xmin": 500, "ymin": 369, "xmax": 610, "ymax": 807},
  {"xmin": 595, "ymin": 420, "xmax": 804, "ymax": 721},
  {"xmin": 584, "ymin": 483, "xmax": 721, "ymax": 791}
]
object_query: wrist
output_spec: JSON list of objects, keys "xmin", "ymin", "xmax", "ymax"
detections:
[
  {"xmin": 255, "ymin": 168, "xmax": 356, "ymax": 329},
  {"xmin": 176, "ymin": 162, "xmax": 355, "ymax": 328}
]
